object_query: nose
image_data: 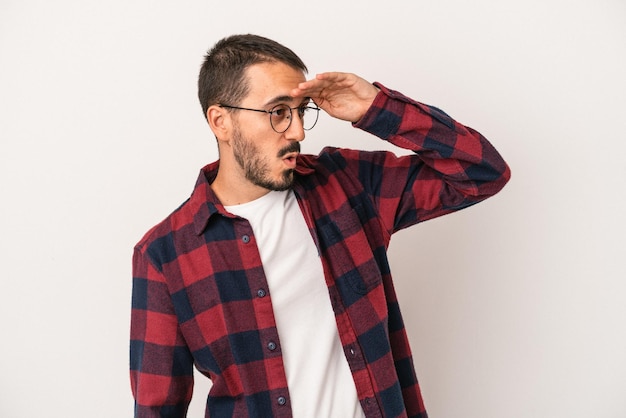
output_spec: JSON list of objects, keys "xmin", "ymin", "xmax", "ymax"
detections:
[{"xmin": 284, "ymin": 112, "xmax": 305, "ymax": 142}]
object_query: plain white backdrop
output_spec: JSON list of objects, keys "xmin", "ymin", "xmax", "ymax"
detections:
[{"xmin": 1, "ymin": 1, "xmax": 625, "ymax": 417}]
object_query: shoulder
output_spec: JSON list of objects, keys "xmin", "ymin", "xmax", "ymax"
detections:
[
  {"xmin": 298, "ymin": 147, "xmax": 401, "ymax": 175},
  {"xmin": 297, "ymin": 147, "xmax": 374, "ymax": 172},
  {"xmin": 134, "ymin": 197, "xmax": 193, "ymax": 254},
  {"xmin": 135, "ymin": 163, "xmax": 220, "ymax": 254}
]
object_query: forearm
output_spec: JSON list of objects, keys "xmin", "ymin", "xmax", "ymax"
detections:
[{"xmin": 353, "ymin": 82, "xmax": 510, "ymax": 229}]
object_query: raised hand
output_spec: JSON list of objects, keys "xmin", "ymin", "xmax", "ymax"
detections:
[{"xmin": 290, "ymin": 72, "xmax": 380, "ymax": 123}]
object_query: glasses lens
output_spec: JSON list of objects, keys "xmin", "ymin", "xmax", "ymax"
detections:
[
  {"xmin": 270, "ymin": 104, "xmax": 291, "ymax": 133},
  {"xmin": 301, "ymin": 105, "xmax": 320, "ymax": 131},
  {"xmin": 269, "ymin": 104, "xmax": 320, "ymax": 133}
]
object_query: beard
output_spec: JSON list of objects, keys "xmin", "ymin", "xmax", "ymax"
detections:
[{"xmin": 231, "ymin": 127, "xmax": 300, "ymax": 191}]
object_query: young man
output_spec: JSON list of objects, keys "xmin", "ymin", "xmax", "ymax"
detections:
[{"xmin": 130, "ymin": 34, "xmax": 510, "ymax": 418}]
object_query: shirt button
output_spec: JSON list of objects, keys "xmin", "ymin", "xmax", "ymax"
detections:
[
  {"xmin": 267, "ymin": 341, "xmax": 277, "ymax": 351},
  {"xmin": 257, "ymin": 289, "xmax": 266, "ymax": 298},
  {"xmin": 277, "ymin": 396, "xmax": 287, "ymax": 406},
  {"xmin": 350, "ymin": 348, "xmax": 356, "ymax": 356},
  {"xmin": 241, "ymin": 235, "xmax": 250, "ymax": 243}
]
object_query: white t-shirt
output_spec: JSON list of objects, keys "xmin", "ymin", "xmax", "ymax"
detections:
[{"xmin": 225, "ymin": 190, "xmax": 365, "ymax": 418}]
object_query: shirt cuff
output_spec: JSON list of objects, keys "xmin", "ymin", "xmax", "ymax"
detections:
[{"xmin": 353, "ymin": 82, "xmax": 409, "ymax": 139}]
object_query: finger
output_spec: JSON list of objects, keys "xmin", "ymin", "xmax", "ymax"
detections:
[
  {"xmin": 291, "ymin": 72, "xmax": 352, "ymax": 97},
  {"xmin": 290, "ymin": 79, "xmax": 330, "ymax": 98},
  {"xmin": 314, "ymin": 72, "xmax": 350, "ymax": 82}
]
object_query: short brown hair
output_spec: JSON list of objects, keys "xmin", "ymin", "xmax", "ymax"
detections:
[{"xmin": 198, "ymin": 34, "xmax": 308, "ymax": 119}]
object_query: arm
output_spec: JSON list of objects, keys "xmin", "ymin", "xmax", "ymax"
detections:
[
  {"xmin": 293, "ymin": 73, "xmax": 510, "ymax": 233},
  {"xmin": 130, "ymin": 246, "xmax": 194, "ymax": 418}
]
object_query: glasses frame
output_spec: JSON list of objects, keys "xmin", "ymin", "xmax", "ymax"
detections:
[{"xmin": 218, "ymin": 102, "xmax": 320, "ymax": 133}]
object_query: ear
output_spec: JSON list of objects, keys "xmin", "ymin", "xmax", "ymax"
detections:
[{"xmin": 206, "ymin": 105, "xmax": 231, "ymax": 143}]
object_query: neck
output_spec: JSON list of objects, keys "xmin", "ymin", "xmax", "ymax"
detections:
[{"xmin": 211, "ymin": 164, "xmax": 270, "ymax": 206}]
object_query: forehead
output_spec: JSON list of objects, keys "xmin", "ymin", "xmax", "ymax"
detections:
[{"xmin": 243, "ymin": 61, "xmax": 306, "ymax": 105}]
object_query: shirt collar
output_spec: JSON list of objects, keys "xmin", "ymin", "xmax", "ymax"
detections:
[{"xmin": 191, "ymin": 155, "xmax": 315, "ymax": 236}]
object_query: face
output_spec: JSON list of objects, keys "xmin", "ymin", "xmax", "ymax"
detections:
[{"xmin": 227, "ymin": 62, "xmax": 307, "ymax": 191}]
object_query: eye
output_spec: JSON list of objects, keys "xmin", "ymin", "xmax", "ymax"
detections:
[
  {"xmin": 270, "ymin": 105, "xmax": 290, "ymax": 120},
  {"xmin": 297, "ymin": 104, "xmax": 309, "ymax": 117}
]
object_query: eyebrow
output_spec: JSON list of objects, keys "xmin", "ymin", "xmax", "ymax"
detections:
[{"xmin": 263, "ymin": 95, "xmax": 311, "ymax": 108}]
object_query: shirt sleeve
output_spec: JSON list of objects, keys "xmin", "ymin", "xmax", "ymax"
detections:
[
  {"xmin": 351, "ymin": 82, "xmax": 511, "ymax": 235},
  {"xmin": 130, "ymin": 245, "xmax": 194, "ymax": 418}
]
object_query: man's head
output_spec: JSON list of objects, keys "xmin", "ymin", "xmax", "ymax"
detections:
[
  {"xmin": 198, "ymin": 34, "xmax": 308, "ymax": 119},
  {"xmin": 199, "ymin": 35, "xmax": 313, "ymax": 199}
]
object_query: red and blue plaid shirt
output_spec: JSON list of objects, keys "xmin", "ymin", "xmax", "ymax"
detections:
[{"xmin": 130, "ymin": 83, "xmax": 510, "ymax": 417}]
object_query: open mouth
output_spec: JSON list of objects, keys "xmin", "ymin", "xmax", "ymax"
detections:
[
  {"xmin": 278, "ymin": 143, "xmax": 300, "ymax": 169},
  {"xmin": 282, "ymin": 153, "xmax": 298, "ymax": 168}
]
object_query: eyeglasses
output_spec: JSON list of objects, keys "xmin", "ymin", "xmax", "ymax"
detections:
[{"xmin": 219, "ymin": 102, "xmax": 320, "ymax": 133}]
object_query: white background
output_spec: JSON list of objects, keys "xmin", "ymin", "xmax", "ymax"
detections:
[{"xmin": 1, "ymin": 1, "xmax": 625, "ymax": 417}]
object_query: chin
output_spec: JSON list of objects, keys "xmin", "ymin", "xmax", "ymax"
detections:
[
  {"xmin": 270, "ymin": 178, "xmax": 294, "ymax": 192},
  {"xmin": 262, "ymin": 170, "xmax": 295, "ymax": 191}
]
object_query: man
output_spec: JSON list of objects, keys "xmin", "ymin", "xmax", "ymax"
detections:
[{"xmin": 130, "ymin": 34, "xmax": 510, "ymax": 418}]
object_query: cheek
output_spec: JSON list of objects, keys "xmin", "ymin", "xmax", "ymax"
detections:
[
  {"xmin": 233, "ymin": 124, "xmax": 283, "ymax": 160},
  {"xmin": 250, "ymin": 138, "xmax": 281, "ymax": 160}
]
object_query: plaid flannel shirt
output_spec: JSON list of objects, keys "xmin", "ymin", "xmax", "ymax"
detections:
[{"xmin": 130, "ymin": 83, "xmax": 511, "ymax": 417}]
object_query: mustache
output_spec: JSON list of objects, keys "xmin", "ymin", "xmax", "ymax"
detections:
[{"xmin": 277, "ymin": 142, "xmax": 301, "ymax": 158}]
